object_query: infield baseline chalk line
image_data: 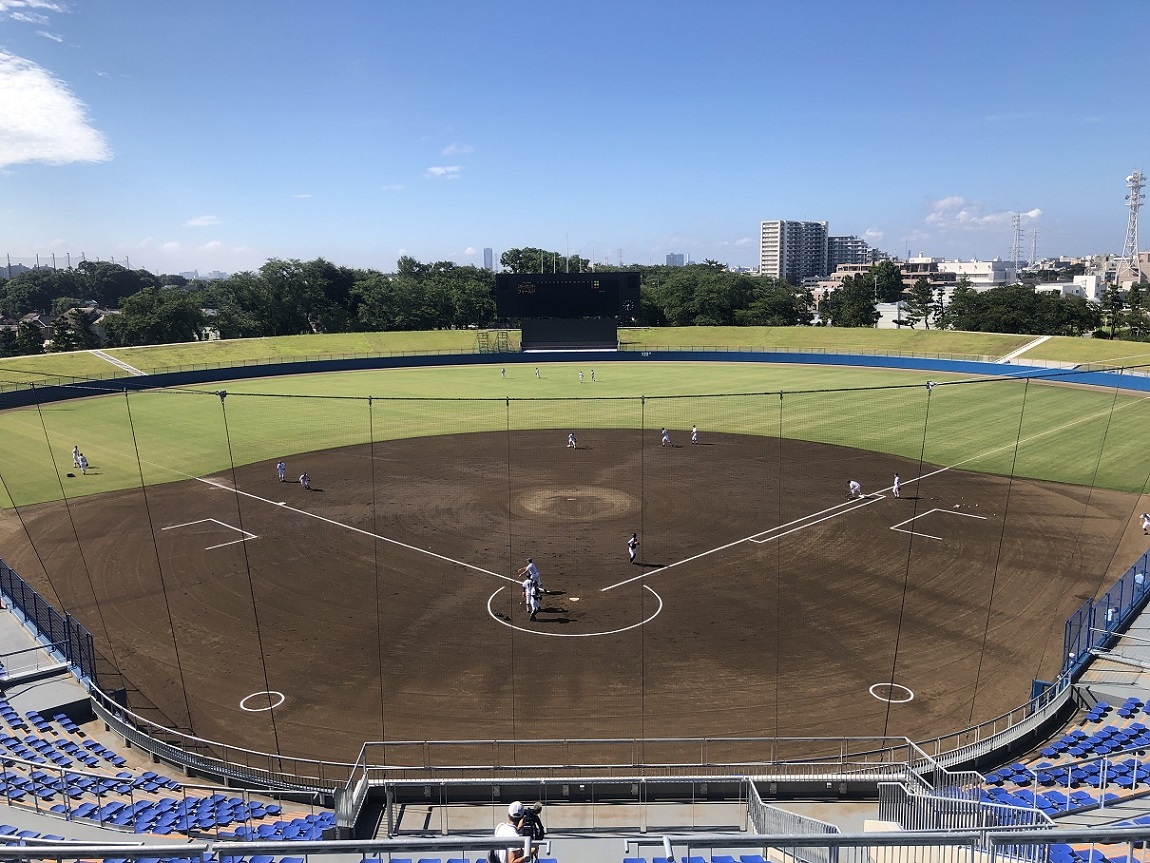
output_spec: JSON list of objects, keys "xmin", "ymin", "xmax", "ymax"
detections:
[
  {"xmin": 601, "ymin": 494, "xmax": 889, "ymax": 593},
  {"xmin": 602, "ymin": 395, "xmax": 1131, "ymax": 598},
  {"xmin": 162, "ymin": 517, "xmax": 258, "ymax": 550},
  {"xmin": 193, "ymin": 477, "xmax": 517, "ymax": 585},
  {"xmin": 889, "ymin": 508, "xmax": 987, "ymax": 542},
  {"xmin": 25, "ymin": 384, "xmax": 1140, "ymax": 591}
]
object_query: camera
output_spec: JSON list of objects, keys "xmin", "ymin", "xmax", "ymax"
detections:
[{"xmin": 516, "ymin": 803, "xmax": 545, "ymax": 840}]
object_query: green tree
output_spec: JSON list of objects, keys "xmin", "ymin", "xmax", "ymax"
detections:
[
  {"xmin": 1101, "ymin": 284, "xmax": 1124, "ymax": 338},
  {"xmin": 13, "ymin": 320, "xmax": 44, "ymax": 355},
  {"xmin": 824, "ymin": 275, "xmax": 878, "ymax": 327},
  {"xmin": 50, "ymin": 307, "xmax": 98, "ymax": 352},
  {"xmin": 735, "ymin": 279, "xmax": 812, "ymax": 326},
  {"xmin": 903, "ymin": 277, "xmax": 935, "ymax": 329},
  {"xmin": 499, "ymin": 247, "xmax": 590, "ymax": 275},
  {"xmin": 870, "ymin": 260, "xmax": 904, "ymax": 303},
  {"xmin": 103, "ymin": 287, "xmax": 207, "ymax": 346},
  {"xmin": 75, "ymin": 261, "xmax": 153, "ymax": 307}
]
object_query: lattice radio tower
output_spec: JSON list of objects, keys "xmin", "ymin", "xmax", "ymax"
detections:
[
  {"xmin": 1010, "ymin": 213, "xmax": 1024, "ymax": 271},
  {"xmin": 1118, "ymin": 170, "xmax": 1145, "ymax": 284}
]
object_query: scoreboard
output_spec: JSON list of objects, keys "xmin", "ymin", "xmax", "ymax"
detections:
[{"xmin": 495, "ymin": 272, "xmax": 640, "ymax": 319}]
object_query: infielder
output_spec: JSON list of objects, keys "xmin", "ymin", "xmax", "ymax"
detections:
[
  {"xmin": 522, "ymin": 574, "xmax": 540, "ymax": 621},
  {"xmin": 690, "ymin": 425, "xmax": 699, "ymax": 445},
  {"xmin": 892, "ymin": 473, "xmax": 901, "ymax": 498},
  {"xmin": 567, "ymin": 432, "xmax": 577, "ymax": 449},
  {"xmin": 518, "ymin": 557, "xmax": 545, "ymax": 594},
  {"xmin": 1142, "ymin": 513, "xmax": 1150, "ymax": 535},
  {"xmin": 276, "ymin": 460, "xmax": 287, "ymax": 482},
  {"xmin": 848, "ymin": 479, "xmax": 862, "ymax": 500},
  {"xmin": 628, "ymin": 532, "xmax": 639, "ymax": 564},
  {"xmin": 661, "ymin": 427, "xmax": 671, "ymax": 447}
]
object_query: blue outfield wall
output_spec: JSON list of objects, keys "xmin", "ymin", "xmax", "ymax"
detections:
[{"xmin": 1, "ymin": 349, "xmax": 1149, "ymax": 411}]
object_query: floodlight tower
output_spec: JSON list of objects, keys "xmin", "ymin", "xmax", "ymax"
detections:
[{"xmin": 1118, "ymin": 170, "xmax": 1145, "ymax": 284}]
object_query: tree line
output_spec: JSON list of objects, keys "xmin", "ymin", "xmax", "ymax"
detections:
[{"xmin": 0, "ymin": 248, "xmax": 1144, "ymax": 357}]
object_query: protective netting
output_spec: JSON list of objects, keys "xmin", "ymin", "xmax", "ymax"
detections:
[{"xmin": 0, "ymin": 366, "xmax": 1148, "ymax": 763}]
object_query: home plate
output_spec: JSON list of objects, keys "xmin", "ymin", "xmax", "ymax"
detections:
[{"xmin": 278, "ymin": 501, "xmax": 287, "ymax": 506}]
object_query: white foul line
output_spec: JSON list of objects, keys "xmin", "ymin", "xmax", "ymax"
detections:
[
  {"xmin": 194, "ymin": 477, "xmax": 517, "ymax": 584},
  {"xmin": 162, "ymin": 517, "xmax": 258, "ymax": 550},
  {"xmin": 750, "ymin": 494, "xmax": 887, "ymax": 543}
]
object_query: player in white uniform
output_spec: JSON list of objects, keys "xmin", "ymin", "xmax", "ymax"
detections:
[
  {"xmin": 1142, "ymin": 513, "xmax": 1150, "ymax": 535},
  {"xmin": 299, "ymin": 473, "xmax": 311, "ymax": 490},
  {"xmin": 567, "ymin": 433, "xmax": 577, "ymax": 449},
  {"xmin": 521, "ymin": 575, "xmax": 540, "ymax": 621},
  {"xmin": 690, "ymin": 425, "xmax": 699, "ymax": 445},
  {"xmin": 628, "ymin": 532, "xmax": 639, "ymax": 564},
  {"xmin": 848, "ymin": 479, "xmax": 862, "ymax": 500},
  {"xmin": 518, "ymin": 557, "xmax": 545, "ymax": 594},
  {"xmin": 72, "ymin": 446, "xmax": 81, "ymax": 468},
  {"xmin": 276, "ymin": 460, "xmax": 287, "ymax": 482},
  {"xmin": 661, "ymin": 427, "xmax": 671, "ymax": 447},
  {"xmin": 892, "ymin": 473, "xmax": 901, "ymax": 498}
]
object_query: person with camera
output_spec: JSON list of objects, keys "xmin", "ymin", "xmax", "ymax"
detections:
[{"xmin": 491, "ymin": 801, "xmax": 544, "ymax": 862}]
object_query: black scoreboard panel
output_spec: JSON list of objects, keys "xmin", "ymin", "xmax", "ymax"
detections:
[{"xmin": 495, "ymin": 272, "xmax": 640, "ymax": 318}]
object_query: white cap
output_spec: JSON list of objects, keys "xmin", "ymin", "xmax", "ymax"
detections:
[{"xmin": 508, "ymin": 801, "xmax": 525, "ymax": 817}]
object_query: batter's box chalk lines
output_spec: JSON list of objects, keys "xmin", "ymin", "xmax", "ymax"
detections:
[
  {"xmin": 890, "ymin": 507, "xmax": 988, "ymax": 541},
  {"xmin": 750, "ymin": 494, "xmax": 887, "ymax": 544},
  {"xmin": 162, "ymin": 518, "xmax": 258, "ymax": 550},
  {"xmin": 194, "ymin": 476, "xmax": 516, "ymax": 584},
  {"xmin": 488, "ymin": 584, "xmax": 663, "ymax": 637}
]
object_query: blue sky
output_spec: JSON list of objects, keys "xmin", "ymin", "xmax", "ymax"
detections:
[{"xmin": 0, "ymin": 1, "xmax": 1145, "ymax": 276}]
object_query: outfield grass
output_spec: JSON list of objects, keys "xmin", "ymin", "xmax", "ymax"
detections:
[
  {"xmin": 2, "ymin": 359, "xmax": 1148, "ymax": 510},
  {"xmin": 1020, "ymin": 335, "xmax": 1150, "ymax": 366},
  {"xmin": 620, "ymin": 326, "xmax": 1034, "ymax": 358},
  {"xmin": 0, "ymin": 327, "xmax": 1117, "ymax": 390}
]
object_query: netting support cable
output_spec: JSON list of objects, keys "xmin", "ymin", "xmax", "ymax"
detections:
[
  {"xmin": 968, "ymin": 378, "xmax": 1030, "ymax": 725},
  {"xmin": 123, "ymin": 390, "xmax": 195, "ymax": 733},
  {"xmin": 882, "ymin": 380, "xmax": 935, "ymax": 738},
  {"xmin": 216, "ymin": 390, "xmax": 282, "ymax": 754},
  {"xmin": 369, "ymin": 396, "xmax": 388, "ymax": 742}
]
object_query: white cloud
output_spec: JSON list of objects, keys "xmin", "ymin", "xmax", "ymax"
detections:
[
  {"xmin": 864, "ymin": 228, "xmax": 885, "ymax": 241},
  {"xmin": 442, "ymin": 142, "xmax": 473, "ymax": 156},
  {"xmin": 37, "ymin": 30, "xmax": 62, "ymax": 41},
  {"xmin": 291, "ymin": 193, "xmax": 312, "ymax": 199},
  {"xmin": 200, "ymin": 240, "xmax": 222, "ymax": 251},
  {"xmin": 734, "ymin": 237, "xmax": 751, "ymax": 246},
  {"xmin": 464, "ymin": 246, "xmax": 476, "ymax": 256},
  {"xmin": 184, "ymin": 214, "xmax": 220, "ymax": 227},
  {"xmin": 425, "ymin": 165, "xmax": 461, "ymax": 179},
  {"xmin": 10, "ymin": 11, "xmax": 48, "ymax": 23},
  {"xmin": 160, "ymin": 241, "xmax": 181, "ymax": 253},
  {"xmin": 924, "ymin": 196, "xmax": 1041, "ymax": 230},
  {"xmin": 0, "ymin": 2, "xmax": 64, "ymax": 16},
  {"xmin": 0, "ymin": 51, "xmax": 111, "ymax": 169}
]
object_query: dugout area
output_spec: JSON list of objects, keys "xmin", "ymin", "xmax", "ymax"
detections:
[{"xmin": 0, "ymin": 427, "xmax": 1137, "ymax": 766}]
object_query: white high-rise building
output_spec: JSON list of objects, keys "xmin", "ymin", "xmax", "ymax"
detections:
[{"xmin": 760, "ymin": 221, "xmax": 828, "ymax": 285}]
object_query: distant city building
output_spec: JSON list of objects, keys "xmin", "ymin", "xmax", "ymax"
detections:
[
  {"xmin": 483, "ymin": 247, "xmax": 494, "ymax": 271},
  {"xmin": 759, "ymin": 220, "xmax": 829, "ymax": 285},
  {"xmin": 827, "ymin": 235, "xmax": 882, "ymax": 271},
  {"xmin": 935, "ymin": 258, "xmax": 1018, "ymax": 290},
  {"xmin": 666, "ymin": 253, "xmax": 685, "ymax": 267}
]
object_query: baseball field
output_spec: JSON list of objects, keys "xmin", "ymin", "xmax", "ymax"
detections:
[{"xmin": 0, "ymin": 350, "xmax": 1147, "ymax": 766}]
